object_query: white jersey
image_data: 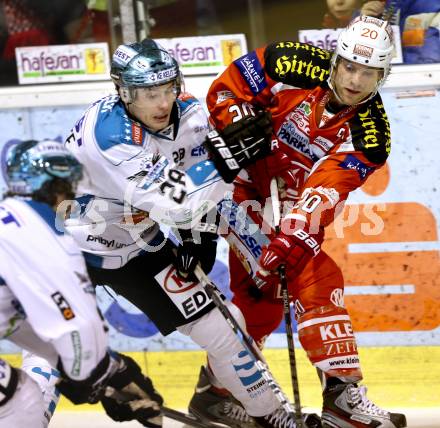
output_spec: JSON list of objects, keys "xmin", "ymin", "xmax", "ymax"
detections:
[
  {"xmin": 0, "ymin": 197, "xmax": 108, "ymax": 379},
  {"xmin": 65, "ymin": 95, "xmax": 232, "ymax": 268},
  {"xmin": 0, "ymin": 197, "xmax": 285, "ymax": 421}
]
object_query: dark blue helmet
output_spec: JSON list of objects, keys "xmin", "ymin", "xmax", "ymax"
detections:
[
  {"xmin": 5, "ymin": 140, "xmax": 82, "ymax": 196},
  {"xmin": 110, "ymin": 38, "xmax": 181, "ymax": 100}
]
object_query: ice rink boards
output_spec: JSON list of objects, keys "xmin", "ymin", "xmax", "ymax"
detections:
[{"xmin": 5, "ymin": 345, "xmax": 438, "ymax": 427}]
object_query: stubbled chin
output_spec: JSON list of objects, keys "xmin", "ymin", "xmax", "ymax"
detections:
[{"xmin": 341, "ymin": 90, "xmax": 363, "ymax": 105}]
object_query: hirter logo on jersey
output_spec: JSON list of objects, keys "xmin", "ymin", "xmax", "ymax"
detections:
[
  {"xmin": 131, "ymin": 123, "xmax": 143, "ymax": 145},
  {"xmin": 51, "ymin": 292, "xmax": 75, "ymax": 320}
]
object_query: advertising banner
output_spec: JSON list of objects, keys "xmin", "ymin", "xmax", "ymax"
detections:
[
  {"xmin": 156, "ymin": 34, "xmax": 247, "ymax": 75},
  {"xmin": 15, "ymin": 43, "xmax": 111, "ymax": 85}
]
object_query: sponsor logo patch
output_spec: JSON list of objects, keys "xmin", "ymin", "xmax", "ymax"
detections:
[
  {"xmin": 112, "ymin": 45, "xmax": 138, "ymax": 66},
  {"xmin": 217, "ymin": 199, "xmax": 269, "ymax": 259},
  {"xmin": 127, "ymin": 154, "xmax": 168, "ymax": 189},
  {"xmin": 51, "ymin": 291, "xmax": 75, "ymax": 320},
  {"xmin": 313, "ymin": 135, "xmax": 334, "ymax": 152},
  {"xmin": 216, "ymin": 90, "xmax": 236, "ymax": 104},
  {"xmin": 234, "ymin": 51, "xmax": 267, "ymax": 95},
  {"xmin": 363, "ymin": 16, "xmax": 384, "ymax": 27},
  {"xmin": 353, "ymin": 44, "xmax": 373, "ymax": 58},
  {"xmin": 191, "ymin": 145, "xmax": 206, "ymax": 156},
  {"xmin": 155, "ymin": 265, "xmax": 212, "ymax": 318},
  {"xmin": 278, "ymin": 121, "xmax": 312, "ymax": 159},
  {"xmin": 71, "ymin": 331, "xmax": 82, "ymax": 376},
  {"xmin": 339, "ymin": 154, "xmax": 373, "ymax": 180},
  {"xmin": 131, "ymin": 123, "xmax": 143, "ymax": 145},
  {"xmin": 232, "ymin": 350, "xmax": 267, "ymax": 398}
]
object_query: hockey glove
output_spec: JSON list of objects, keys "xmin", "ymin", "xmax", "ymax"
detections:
[
  {"xmin": 259, "ymin": 217, "xmax": 322, "ymax": 282},
  {"xmin": 176, "ymin": 228, "xmax": 218, "ymax": 281},
  {"xmin": 250, "ymin": 149, "xmax": 306, "ymax": 202},
  {"xmin": 101, "ymin": 353, "xmax": 163, "ymax": 428},
  {"xmin": 57, "ymin": 352, "xmax": 119, "ymax": 405},
  {"xmin": 204, "ymin": 110, "xmax": 273, "ymax": 183}
]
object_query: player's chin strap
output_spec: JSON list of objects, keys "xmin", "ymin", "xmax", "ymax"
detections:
[
  {"xmin": 193, "ymin": 264, "xmax": 295, "ymax": 418},
  {"xmin": 270, "ymin": 177, "xmax": 304, "ymax": 428}
]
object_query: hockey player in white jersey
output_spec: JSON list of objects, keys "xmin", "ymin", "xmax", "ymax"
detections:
[
  {"xmin": 0, "ymin": 140, "xmax": 164, "ymax": 427},
  {"xmin": 63, "ymin": 38, "xmax": 321, "ymax": 428}
]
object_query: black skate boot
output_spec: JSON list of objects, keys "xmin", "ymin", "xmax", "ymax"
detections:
[
  {"xmin": 188, "ymin": 366, "xmax": 257, "ymax": 428},
  {"xmin": 321, "ymin": 380, "xmax": 407, "ymax": 428},
  {"xmin": 254, "ymin": 407, "xmax": 322, "ymax": 428}
]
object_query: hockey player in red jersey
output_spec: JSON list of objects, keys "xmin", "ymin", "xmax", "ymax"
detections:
[{"xmin": 190, "ymin": 15, "xmax": 407, "ymax": 428}]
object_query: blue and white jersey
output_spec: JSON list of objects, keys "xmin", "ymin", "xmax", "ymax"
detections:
[
  {"xmin": 0, "ymin": 197, "xmax": 108, "ymax": 380},
  {"xmin": 65, "ymin": 94, "xmax": 231, "ymax": 268},
  {"xmin": 0, "ymin": 198, "xmax": 101, "ymax": 340}
]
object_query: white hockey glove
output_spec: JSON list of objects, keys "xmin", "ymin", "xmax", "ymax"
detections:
[{"xmin": 204, "ymin": 110, "xmax": 273, "ymax": 183}]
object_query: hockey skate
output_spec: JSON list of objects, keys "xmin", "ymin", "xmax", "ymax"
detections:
[
  {"xmin": 321, "ymin": 381, "xmax": 407, "ymax": 428},
  {"xmin": 188, "ymin": 366, "xmax": 322, "ymax": 428},
  {"xmin": 188, "ymin": 366, "xmax": 257, "ymax": 428},
  {"xmin": 254, "ymin": 407, "xmax": 322, "ymax": 428}
]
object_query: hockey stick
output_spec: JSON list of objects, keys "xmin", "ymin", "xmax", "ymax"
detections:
[
  {"xmin": 162, "ymin": 406, "xmax": 228, "ymax": 428},
  {"xmin": 193, "ymin": 264, "xmax": 295, "ymax": 417},
  {"xmin": 106, "ymin": 386, "xmax": 226, "ymax": 428},
  {"xmin": 270, "ymin": 178, "xmax": 304, "ymax": 428}
]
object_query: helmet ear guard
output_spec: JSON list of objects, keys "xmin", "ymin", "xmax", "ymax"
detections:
[{"xmin": 119, "ymin": 86, "xmax": 132, "ymax": 104}]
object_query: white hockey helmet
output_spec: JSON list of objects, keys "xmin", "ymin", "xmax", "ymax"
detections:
[{"xmin": 329, "ymin": 15, "xmax": 394, "ymax": 102}]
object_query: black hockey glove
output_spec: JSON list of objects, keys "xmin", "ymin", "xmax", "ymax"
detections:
[
  {"xmin": 176, "ymin": 228, "xmax": 218, "ymax": 281},
  {"xmin": 57, "ymin": 352, "xmax": 119, "ymax": 405},
  {"xmin": 101, "ymin": 353, "xmax": 163, "ymax": 428},
  {"xmin": 58, "ymin": 351, "xmax": 163, "ymax": 427},
  {"xmin": 204, "ymin": 110, "xmax": 273, "ymax": 183}
]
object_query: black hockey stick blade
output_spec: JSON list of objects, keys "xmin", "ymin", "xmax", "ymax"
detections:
[{"xmin": 162, "ymin": 406, "xmax": 229, "ymax": 428}]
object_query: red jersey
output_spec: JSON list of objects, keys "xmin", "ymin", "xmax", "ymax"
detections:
[{"xmin": 207, "ymin": 41, "xmax": 391, "ymax": 230}]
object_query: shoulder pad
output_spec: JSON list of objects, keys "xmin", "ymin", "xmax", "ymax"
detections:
[
  {"xmin": 178, "ymin": 92, "xmax": 198, "ymax": 103},
  {"xmin": 264, "ymin": 41, "xmax": 332, "ymax": 88},
  {"xmin": 350, "ymin": 94, "xmax": 391, "ymax": 165},
  {"xmin": 177, "ymin": 96, "xmax": 200, "ymax": 114},
  {"xmin": 94, "ymin": 98, "xmax": 145, "ymax": 150}
]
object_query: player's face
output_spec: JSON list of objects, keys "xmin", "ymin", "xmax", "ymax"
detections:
[
  {"xmin": 326, "ymin": 0, "xmax": 359, "ymax": 18},
  {"xmin": 128, "ymin": 82, "xmax": 178, "ymax": 131},
  {"xmin": 331, "ymin": 58, "xmax": 383, "ymax": 105}
]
